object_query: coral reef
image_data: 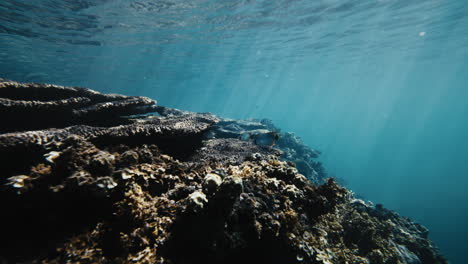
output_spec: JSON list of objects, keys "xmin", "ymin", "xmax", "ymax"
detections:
[
  {"xmin": 0, "ymin": 80, "xmax": 446, "ymax": 264},
  {"xmin": 208, "ymin": 118, "xmax": 327, "ymax": 184}
]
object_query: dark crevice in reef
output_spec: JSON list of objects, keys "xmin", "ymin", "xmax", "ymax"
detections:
[
  {"xmin": 0, "ymin": 144, "xmax": 44, "ymax": 176},
  {"xmin": 164, "ymin": 223, "xmax": 297, "ymax": 264},
  {"xmin": 0, "ymin": 186, "xmax": 115, "ymax": 262},
  {"xmin": 0, "ymin": 79, "xmax": 447, "ymax": 264}
]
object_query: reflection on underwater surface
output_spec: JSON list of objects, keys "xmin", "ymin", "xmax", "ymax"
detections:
[{"xmin": 1, "ymin": 0, "xmax": 468, "ymax": 262}]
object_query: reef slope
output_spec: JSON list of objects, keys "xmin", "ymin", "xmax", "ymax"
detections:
[{"xmin": 0, "ymin": 80, "xmax": 446, "ymax": 264}]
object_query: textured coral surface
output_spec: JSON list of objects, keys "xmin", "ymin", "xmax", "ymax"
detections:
[{"xmin": 0, "ymin": 80, "xmax": 446, "ymax": 264}]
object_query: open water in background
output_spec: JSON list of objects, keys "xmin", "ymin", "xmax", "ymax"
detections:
[{"xmin": 1, "ymin": 0, "xmax": 468, "ymax": 262}]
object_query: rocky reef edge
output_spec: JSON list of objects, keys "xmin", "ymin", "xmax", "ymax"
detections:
[{"xmin": 0, "ymin": 79, "xmax": 446, "ymax": 264}]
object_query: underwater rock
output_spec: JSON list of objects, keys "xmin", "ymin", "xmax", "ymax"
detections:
[{"xmin": 0, "ymin": 80, "xmax": 447, "ymax": 264}]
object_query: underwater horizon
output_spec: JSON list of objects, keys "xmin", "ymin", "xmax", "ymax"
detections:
[{"xmin": 1, "ymin": 0, "xmax": 468, "ymax": 263}]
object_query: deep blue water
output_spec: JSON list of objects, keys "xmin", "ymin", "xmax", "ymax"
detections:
[{"xmin": 1, "ymin": 0, "xmax": 468, "ymax": 262}]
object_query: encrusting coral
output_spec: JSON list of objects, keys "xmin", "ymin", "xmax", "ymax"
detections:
[{"xmin": 0, "ymin": 79, "xmax": 446, "ymax": 264}]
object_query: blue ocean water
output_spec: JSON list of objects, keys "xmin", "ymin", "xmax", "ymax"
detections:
[{"xmin": 1, "ymin": 0, "xmax": 467, "ymax": 262}]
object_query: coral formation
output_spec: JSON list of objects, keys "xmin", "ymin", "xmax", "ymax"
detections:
[
  {"xmin": 0, "ymin": 78, "xmax": 158, "ymax": 132},
  {"xmin": 0, "ymin": 80, "xmax": 446, "ymax": 264},
  {"xmin": 208, "ymin": 118, "xmax": 327, "ymax": 184}
]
